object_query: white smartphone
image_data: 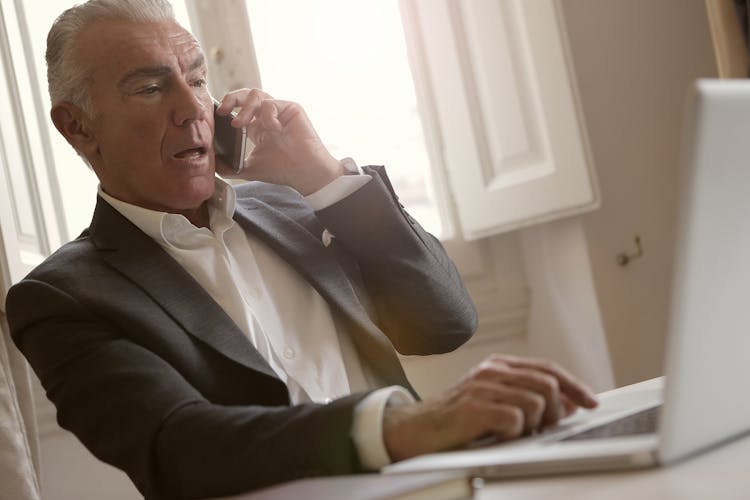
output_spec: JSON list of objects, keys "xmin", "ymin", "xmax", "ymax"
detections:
[{"xmin": 212, "ymin": 98, "xmax": 248, "ymax": 174}]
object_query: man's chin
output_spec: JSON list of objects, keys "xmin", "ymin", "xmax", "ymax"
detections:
[{"xmin": 171, "ymin": 174, "xmax": 215, "ymax": 204}]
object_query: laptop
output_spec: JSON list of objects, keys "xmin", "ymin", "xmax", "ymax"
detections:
[{"xmin": 383, "ymin": 79, "xmax": 750, "ymax": 478}]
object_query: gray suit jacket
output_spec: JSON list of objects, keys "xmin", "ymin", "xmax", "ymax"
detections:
[{"xmin": 6, "ymin": 166, "xmax": 477, "ymax": 499}]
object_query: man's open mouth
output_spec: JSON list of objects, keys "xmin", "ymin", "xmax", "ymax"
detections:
[{"xmin": 173, "ymin": 146, "xmax": 207, "ymax": 159}]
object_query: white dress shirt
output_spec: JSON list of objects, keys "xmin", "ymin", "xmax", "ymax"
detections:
[{"xmin": 98, "ymin": 173, "xmax": 413, "ymax": 470}]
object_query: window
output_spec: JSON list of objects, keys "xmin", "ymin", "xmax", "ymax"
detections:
[{"xmin": 244, "ymin": 0, "xmax": 443, "ymax": 236}]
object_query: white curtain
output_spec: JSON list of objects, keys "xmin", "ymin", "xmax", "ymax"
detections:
[{"xmin": 0, "ymin": 312, "xmax": 41, "ymax": 500}]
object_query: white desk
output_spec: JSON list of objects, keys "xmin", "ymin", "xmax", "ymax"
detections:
[
  {"xmin": 220, "ymin": 433, "xmax": 750, "ymax": 500},
  {"xmin": 478, "ymin": 431, "xmax": 750, "ymax": 499}
]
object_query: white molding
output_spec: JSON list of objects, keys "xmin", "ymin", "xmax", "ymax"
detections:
[
  {"xmin": 398, "ymin": 0, "xmax": 459, "ymax": 241},
  {"xmin": 0, "ymin": 0, "xmax": 68, "ymax": 306},
  {"xmin": 464, "ymin": 269, "xmax": 529, "ymax": 344},
  {"xmin": 0, "ymin": 0, "xmax": 34, "ymax": 303},
  {"xmin": 185, "ymin": 0, "xmax": 261, "ymax": 97},
  {"xmin": 11, "ymin": 0, "xmax": 68, "ymax": 245}
]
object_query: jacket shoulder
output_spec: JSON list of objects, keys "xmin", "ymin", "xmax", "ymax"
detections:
[{"xmin": 17, "ymin": 230, "xmax": 97, "ymax": 285}]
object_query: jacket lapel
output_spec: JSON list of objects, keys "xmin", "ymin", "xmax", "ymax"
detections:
[
  {"xmin": 233, "ymin": 197, "xmax": 412, "ymax": 390},
  {"xmin": 88, "ymin": 198, "xmax": 279, "ymax": 380},
  {"xmin": 233, "ymin": 198, "xmax": 363, "ymax": 318}
]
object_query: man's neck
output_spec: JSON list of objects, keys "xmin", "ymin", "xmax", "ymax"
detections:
[
  {"xmin": 98, "ymin": 184, "xmax": 213, "ymax": 229},
  {"xmin": 182, "ymin": 203, "xmax": 210, "ymax": 229}
]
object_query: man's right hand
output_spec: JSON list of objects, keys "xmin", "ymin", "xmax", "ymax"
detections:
[
  {"xmin": 214, "ymin": 89, "xmax": 345, "ymax": 196},
  {"xmin": 382, "ymin": 354, "xmax": 598, "ymax": 461}
]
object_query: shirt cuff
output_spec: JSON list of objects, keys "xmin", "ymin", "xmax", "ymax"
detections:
[
  {"xmin": 305, "ymin": 158, "xmax": 371, "ymax": 210},
  {"xmin": 351, "ymin": 386, "xmax": 415, "ymax": 471}
]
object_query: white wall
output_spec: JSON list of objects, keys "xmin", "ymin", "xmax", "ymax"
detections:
[
  {"xmin": 560, "ymin": 0, "xmax": 718, "ymax": 384},
  {"xmin": 519, "ymin": 219, "xmax": 613, "ymax": 390}
]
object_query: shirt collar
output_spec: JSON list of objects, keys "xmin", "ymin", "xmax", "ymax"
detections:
[{"xmin": 97, "ymin": 177, "xmax": 237, "ymax": 247}]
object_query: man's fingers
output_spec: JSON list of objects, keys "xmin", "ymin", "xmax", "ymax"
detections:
[
  {"xmin": 499, "ymin": 355, "xmax": 598, "ymax": 409},
  {"xmin": 232, "ymin": 92, "xmax": 265, "ymax": 125},
  {"xmin": 496, "ymin": 368, "xmax": 565, "ymax": 426},
  {"xmin": 258, "ymin": 100, "xmax": 282, "ymax": 131},
  {"xmin": 215, "ymin": 88, "xmax": 273, "ymax": 122},
  {"xmin": 483, "ymin": 404, "xmax": 525, "ymax": 441},
  {"xmin": 560, "ymin": 394, "xmax": 579, "ymax": 417},
  {"xmin": 468, "ymin": 355, "xmax": 598, "ymax": 427},
  {"xmin": 461, "ymin": 380, "xmax": 546, "ymax": 434},
  {"xmin": 470, "ymin": 362, "xmax": 564, "ymax": 426}
]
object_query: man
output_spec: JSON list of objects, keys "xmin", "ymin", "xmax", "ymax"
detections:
[{"xmin": 5, "ymin": 1, "xmax": 598, "ymax": 498}]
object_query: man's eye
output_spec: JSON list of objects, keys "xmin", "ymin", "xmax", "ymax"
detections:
[
  {"xmin": 138, "ymin": 86, "xmax": 161, "ymax": 95},
  {"xmin": 192, "ymin": 78, "xmax": 207, "ymax": 88}
]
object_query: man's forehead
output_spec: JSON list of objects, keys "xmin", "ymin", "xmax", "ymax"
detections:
[{"xmin": 77, "ymin": 18, "xmax": 205, "ymax": 76}]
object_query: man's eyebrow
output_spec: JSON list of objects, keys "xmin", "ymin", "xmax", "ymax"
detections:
[
  {"xmin": 188, "ymin": 54, "xmax": 206, "ymax": 73},
  {"xmin": 117, "ymin": 66, "xmax": 172, "ymax": 90},
  {"xmin": 117, "ymin": 55, "xmax": 206, "ymax": 90}
]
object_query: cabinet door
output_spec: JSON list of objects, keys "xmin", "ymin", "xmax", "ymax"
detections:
[{"xmin": 401, "ymin": 0, "xmax": 599, "ymax": 239}]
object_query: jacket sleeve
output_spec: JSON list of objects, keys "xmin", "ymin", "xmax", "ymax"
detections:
[
  {"xmin": 315, "ymin": 165, "xmax": 478, "ymax": 355},
  {"xmin": 6, "ymin": 279, "xmax": 368, "ymax": 500}
]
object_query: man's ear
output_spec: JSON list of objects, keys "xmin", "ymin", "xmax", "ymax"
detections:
[{"xmin": 50, "ymin": 102, "xmax": 99, "ymax": 161}]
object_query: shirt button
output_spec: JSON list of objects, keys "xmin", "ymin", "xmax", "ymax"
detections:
[
  {"xmin": 283, "ymin": 347, "xmax": 296, "ymax": 359},
  {"xmin": 242, "ymin": 286, "xmax": 259, "ymax": 300}
]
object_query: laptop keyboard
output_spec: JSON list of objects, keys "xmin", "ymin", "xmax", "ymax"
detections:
[{"xmin": 562, "ymin": 406, "xmax": 660, "ymax": 441}]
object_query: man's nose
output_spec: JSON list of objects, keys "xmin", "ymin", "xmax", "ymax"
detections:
[{"xmin": 172, "ymin": 82, "xmax": 208, "ymax": 126}]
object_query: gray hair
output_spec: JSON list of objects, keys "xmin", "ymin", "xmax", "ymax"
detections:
[{"xmin": 46, "ymin": 0, "xmax": 176, "ymax": 116}]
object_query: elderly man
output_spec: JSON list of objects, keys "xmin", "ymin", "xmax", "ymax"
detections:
[{"xmin": 6, "ymin": 0, "xmax": 597, "ymax": 498}]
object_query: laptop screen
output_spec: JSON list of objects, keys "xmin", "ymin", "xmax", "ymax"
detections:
[{"xmin": 659, "ymin": 79, "xmax": 750, "ymax": 463}]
